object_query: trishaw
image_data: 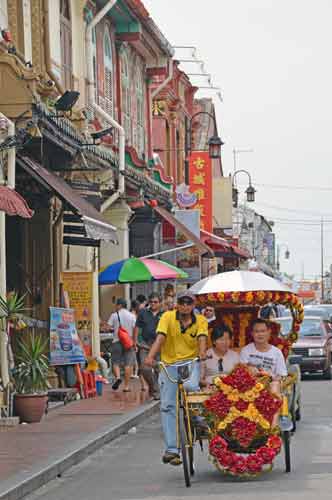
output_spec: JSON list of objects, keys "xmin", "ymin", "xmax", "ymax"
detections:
[{"xmin": 160, "ymin": 271, "xmax": 304, "ymax": 487}]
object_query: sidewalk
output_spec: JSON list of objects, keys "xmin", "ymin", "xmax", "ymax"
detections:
[{"xmin": 0, "ymin": 381, "xmax": 159, "ymax": 500}]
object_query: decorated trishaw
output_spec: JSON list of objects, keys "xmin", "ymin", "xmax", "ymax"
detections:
[{"xmin": 164, "ymin": 271, "xmax": 304, "ymax": 487}]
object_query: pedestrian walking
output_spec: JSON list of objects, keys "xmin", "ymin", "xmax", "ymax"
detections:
[
  {"xmin": 107, "ymin": 298, "xmax": 136, "ymax": 392},
  {"xmin": 133, "ymin": 292, "xmax": 163, "ymax": 399}
]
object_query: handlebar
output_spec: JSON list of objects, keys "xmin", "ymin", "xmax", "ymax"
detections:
[{"xmin": 158, "ymin": 357, "xmax": 200, "ymax": 384}]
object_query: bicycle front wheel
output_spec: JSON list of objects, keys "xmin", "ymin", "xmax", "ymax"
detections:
[{"xmin": 179, "ymin": 406, "xmax": 191, "ymax": 487}]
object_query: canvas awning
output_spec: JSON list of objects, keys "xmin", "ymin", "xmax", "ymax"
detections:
[
  {"xmin": 0, "ymin": 185, "xmax": 34, "ymax": 218},
  {"xmin": 153, "ymin": 205, "xmax": 214, "ymax": 257},
  {"xmin": 17, "ymin": 155, "xmax": 118, "ymax": 244}
]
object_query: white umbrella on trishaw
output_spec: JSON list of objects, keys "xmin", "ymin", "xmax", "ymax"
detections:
[{"xmin": 189, "ymin": 270, "xmax": 291, "ymax": 295}]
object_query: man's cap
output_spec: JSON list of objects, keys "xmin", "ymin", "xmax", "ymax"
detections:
[
  {"xmin": 177, "ymin": 291, "xmax": 196, "ymax": 303},
  {"xmin": 116, "ymin": 298, "xmax": 127, "ymax": 307}
]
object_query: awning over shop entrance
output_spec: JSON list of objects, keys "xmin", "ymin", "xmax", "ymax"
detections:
[
  {"xmin": 200, "ymin": 229, "xmax": 250, "ymax": 260},
  {"xmin": 153, "ymin": 205, "xmax": 214, "ymax": 257},
  {"xmin": 0, "ymin": 185, "xmax": 34, "ymax": 218},
  {"xmin": 200, "ymin": 229, "xmax": 232, "ymax": 253},
  {"xmin": 16, "ymin": 155, "xmax": 118, "ymax": 244}
]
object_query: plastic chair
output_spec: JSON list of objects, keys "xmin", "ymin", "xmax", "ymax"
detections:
[{"xmin": 81, "ymin": 370, "xmax": 97, "ymax": 398}]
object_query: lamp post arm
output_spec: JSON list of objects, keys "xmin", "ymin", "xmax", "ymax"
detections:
[{"xmin": 232, "ymin": 169, "xmax": 253, "ymax": 186}]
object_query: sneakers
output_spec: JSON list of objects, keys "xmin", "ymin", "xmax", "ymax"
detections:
[
  {"xmin": 162, "ymin": 452, "xmax": 182, "ymax": 466},
  {"xmin": 112, "ymin": 378, "xmax": 122, "ymax": 390}
]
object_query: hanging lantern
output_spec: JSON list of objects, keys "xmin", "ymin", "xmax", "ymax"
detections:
[
  {"xmin": 246, "ymin": 184, "xmax": 256, "ymax": 203},
  {"xmin": 208, "ymin": 135, "xmax": 224, "ymax": 159}
]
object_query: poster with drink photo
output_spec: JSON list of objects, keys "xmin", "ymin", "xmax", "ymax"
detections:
[{"xmin": 49, "ymin": 307, "xmax": 86, "ymax": 366}]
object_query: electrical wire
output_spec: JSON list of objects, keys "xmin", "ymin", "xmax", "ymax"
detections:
[{"xmin": 238, "ymin": 182, "xmax": 332, "ymax": 192}]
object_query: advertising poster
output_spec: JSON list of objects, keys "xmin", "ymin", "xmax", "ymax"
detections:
[
  {"xmin": 61, "ymin": 272, "xmax": 93, "ymax": 356},
  {"xmin": 189, "ymin": 151, "xmax": 213, "ymax": 233},
  {"xmin": 174, "ymin": 209, "xmax": 201, "ymax": 283},
  {"xmin": 49, "ymin": 307, "xmax": 86, "ymax": 366}
]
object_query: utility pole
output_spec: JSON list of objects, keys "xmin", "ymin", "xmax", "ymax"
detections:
[
  {"xmin": 321, "ymin": 217, "xmax": 324, "ymax": 302},
  {"xmin": 320, "ymin": 217, "xmax": 324, "ymax": 302}
]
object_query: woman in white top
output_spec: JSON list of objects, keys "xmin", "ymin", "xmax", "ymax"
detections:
[{"xmin": 201, "ymin": 325, "xmax": 240, "ymax": 386}]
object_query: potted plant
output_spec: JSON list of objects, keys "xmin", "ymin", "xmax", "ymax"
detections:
[
  {"xmin": 12, "ymin": 333, "xmax": 49, "ymax": 423},
  {"xmin": 0, "ymin": 292, "xmax": 28, "ymax": 393}
]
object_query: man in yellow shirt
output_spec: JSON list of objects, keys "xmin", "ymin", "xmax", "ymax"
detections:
[{"xmin": 145, "ymin": 291, "xmax": 208, "ymax": 465}]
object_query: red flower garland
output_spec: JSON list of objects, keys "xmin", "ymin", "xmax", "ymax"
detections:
[
  {"xmin": 209, "ymin": 435, "xmax": 282, "ymax": 476},
  {"xmin": 255, "ymin": 390, "xmax": 282, "ymax": 424},
  {"xmin": 222, "ymin": 365, "xmax": 256, "ymax": 392},
  {"xmin": 230, "ymin": 417, "xmax": 257, "ymax": 448},
  {"xmin": 204, "ymin": 391, "xmax": 232, "ymax": 418}
]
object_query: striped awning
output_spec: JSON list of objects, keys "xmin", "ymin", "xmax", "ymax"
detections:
[{"xmin": 0, "ymin": 186, "xmax": 34, "ymax": 218}]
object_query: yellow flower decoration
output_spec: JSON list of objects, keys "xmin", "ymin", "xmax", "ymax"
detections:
[
  {"xmin": 245, "ymin": 292, "xmax": 254, "ymax": 303},
  {"xmin": 231, "ymin": 292, "xmax": 240, "ymax": 302},
  {"xmin": 256, "ymin": 291, "xmax": 266, "ymax": 303},
  {"xmin": 217, "ymin": 292, "xmax": 225, "ymax": 302}
]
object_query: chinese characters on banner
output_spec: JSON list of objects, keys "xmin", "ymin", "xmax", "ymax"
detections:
[
  {"xmin": 61, "ymin": 272, "xmax": 93, "ymax": 356},
  {"xmin": 189, "ymin": 151, "xmax": 213, "ymax": 233}
]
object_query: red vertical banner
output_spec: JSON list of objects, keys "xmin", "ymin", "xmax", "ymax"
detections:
[{"xmin": 189, "ymin": 151, "xmax": 213, "ymax": 233}]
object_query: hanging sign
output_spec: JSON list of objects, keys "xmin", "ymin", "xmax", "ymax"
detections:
[
  {"xmin": 61, "ymin": 272, "xmax": 93, "ymax": 356},
  {"xmin": 175, "ymin": 183, "xmax": 198, "ymax": 208},
  {"xmin": 189, "ymin": 151, "xmax": 213, "ymax": 233}
]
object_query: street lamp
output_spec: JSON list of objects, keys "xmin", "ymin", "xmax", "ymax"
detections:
[
  {"xmin": 232, "ymin": 169, "xmax": 256, "ymax": 208},
  {"xmin": 277, "ymin": 243, "xmax": 290, "ymax": 271},
  {"xmin": 208, "ymin": 134, "xmax": 223, "ymax": 159},
  {"xmin": 185, "ymin": 111, "xmax": 224, "ymax": 183}
]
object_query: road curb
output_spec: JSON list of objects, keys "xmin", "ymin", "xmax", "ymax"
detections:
[{"xmin": 0, "ymin": 400, "xmax": 159, "ymax": 500}]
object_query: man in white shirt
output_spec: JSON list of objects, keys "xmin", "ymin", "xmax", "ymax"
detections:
[
  {"xmin": 108, "ymin": 298, "xmax": 136, "ymax": 391},
  {"xmin": 240, "ymin": 318, "xmax": 287, "ymax": 380}
]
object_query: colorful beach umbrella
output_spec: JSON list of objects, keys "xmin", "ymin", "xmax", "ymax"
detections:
[{"xmin": 99, "ymin": 257, "xmax": 188, "ymax": 285}]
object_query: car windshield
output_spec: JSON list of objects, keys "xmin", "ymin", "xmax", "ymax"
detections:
[
  {"xmin": 304, "ymin": 307, "xmax": 329, "ymax": 320},
  {"xmin": 277, "ymin": 318, "xmax": 324, "ymax": 337}
]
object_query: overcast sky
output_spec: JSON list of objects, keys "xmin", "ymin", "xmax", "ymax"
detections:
[{"xmin": 144, "ymin": 0, "xmax": 332, "ymax": 281}]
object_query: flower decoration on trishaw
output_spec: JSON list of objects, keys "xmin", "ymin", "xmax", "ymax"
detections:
[{"xmin": 204, "ymin": 364, "xmax": 283, "ymax": 477}]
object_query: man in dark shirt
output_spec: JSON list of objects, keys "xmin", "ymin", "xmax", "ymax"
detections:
[{"xmin": 133, "ymin": 292, "xmax": 163, "ymax": 399}]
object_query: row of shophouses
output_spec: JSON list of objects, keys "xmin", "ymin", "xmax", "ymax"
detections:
[{"xmin": 0, "ymin": 0, "xmax": 277, "ymax": 364}]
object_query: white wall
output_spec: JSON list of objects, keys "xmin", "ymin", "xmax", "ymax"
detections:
[
  {"xmin": 0, "ymin": 0, "xmax": 8, "ymax": 29},
  {"xmin": 48, "ymin": 0, "xmax": 62, "ymax": 82},
  {"xmin": 22, "ymin": 0, "xmax": 32, "ymax": 62}
]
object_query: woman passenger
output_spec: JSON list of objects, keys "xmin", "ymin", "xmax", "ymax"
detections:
[{"xmin": 201, "ymin": 325, "xmax": 240, "ymax": 386}]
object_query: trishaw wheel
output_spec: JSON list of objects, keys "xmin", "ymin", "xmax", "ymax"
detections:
[
  {"xmin": 189, "ymin": 446, "xmax": 195, "ymax": 476},
  {"xmin": 179, "ymin": 407, "xmax": 191, "ymax": 487},
  {"xmin": 283, "ymin": 430, "xmax": 291, "ymax": 473}
]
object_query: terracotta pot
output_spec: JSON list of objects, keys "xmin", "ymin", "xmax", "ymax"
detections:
[{"xmin": 14, "ymin": 393, "xmax": 48, "ymax": 423}]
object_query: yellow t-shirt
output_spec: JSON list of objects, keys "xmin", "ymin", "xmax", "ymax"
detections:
[{"xmin": 157, "ymin": 310, "xmax": 208, "ymax": 364}]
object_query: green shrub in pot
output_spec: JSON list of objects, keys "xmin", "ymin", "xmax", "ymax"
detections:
[{"xmin": 13, "ymin": 334, "xmax": 49, "ymax": 423}]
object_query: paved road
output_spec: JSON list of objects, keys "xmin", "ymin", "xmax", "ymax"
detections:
[{"xmin": 27, "ymin": 377, "xmax": 332, "ymax": 500}]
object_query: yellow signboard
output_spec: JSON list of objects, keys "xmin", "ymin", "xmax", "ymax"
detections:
[{"xmin": 61, "ymin": 272, "xmax": 93, "ymax": 356}]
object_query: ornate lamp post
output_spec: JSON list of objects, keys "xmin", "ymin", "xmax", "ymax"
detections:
[
  {"xmin": 232, "ymin": 169, "xmax": 256, "ymax": 208},
  {"xmin": 184, "ymin": 111, "xmax": 224, "ymax": 183},
  {"xmin": 277, "ymin": 243, "xmax": 290, "ymax": 271}
]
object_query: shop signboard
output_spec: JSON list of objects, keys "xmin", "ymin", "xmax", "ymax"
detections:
[
  {"xmin": 49, "ymin": 307, "xmax": 86, "ymax": 366},
  {"xmin": 189, "ymin": 151, "xmax": 213, "ymax": 233},
  {"xmin": 61, "ymin": 272, "xmax": 93, "ymax": 356},
  {"xmin": 174, "ymin": 209, "xmax": 201, "ymax": 283}
]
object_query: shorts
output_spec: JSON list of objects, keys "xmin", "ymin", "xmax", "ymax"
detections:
[{"xmin": 111, "ymin": 341, "xmax": 136, "ymax": 367}]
